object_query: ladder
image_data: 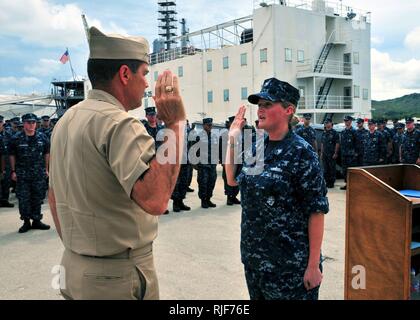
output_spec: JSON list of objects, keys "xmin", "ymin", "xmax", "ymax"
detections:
[
  {"xmin": 314, "ymin": 43, "xmax": 333, "ymax": 73},
  {"xmin": 316, "ymin": 78, "xmax": 334, "ymax": 109}
]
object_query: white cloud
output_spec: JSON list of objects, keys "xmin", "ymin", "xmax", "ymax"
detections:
[
  {"xmin": 24, "ymin": 59, "xmax": 61, "ymax": 77},
  {"xmin": 371, "ymin": 36, "xmax": 384, "ymax": 46},
  {"xmin": 404, "ymin": 26, "xmax": 420, "ymax": 51},
  {"xmin": 0, "ymin": 0, "xmax": 127, "ymax": 48},
  {"xmin": 0, "ymin": 77, "xmax": 42, "ymax": 88},
  {"xmin": 372, "ymin": 48, "xmax": 420, "ymax": 100}
]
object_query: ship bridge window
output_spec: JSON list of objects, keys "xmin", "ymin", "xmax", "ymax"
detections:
[
  {"xmin": 353, "ymin": 52, "xmax": 360, "ymax": 64},
  {"xmin": 223, "ymin": 56, "xmax": 229, "ymax": 69},
  {"xmin": 241, "ymin": 53, "xmax": 248, "ymax": 66},
  {"xmin": 297, "ymin": 50, "xmax": 305, "ymax": 63},
  {"xmin": 224, "ymin": 89, "xmax": 230, "ymax": 102},
  {"xmin": 207, "ymin": 60, "xmax": 212, "ymax": 72},
  {"xmin": 241, "ymin": 87, "xmax": 248, "ymax": 100},
  {"xmin": 208, "ymin": 91, "xmax": 213, "ymax": 103},
  {"xmin": 363, "ymin": 88, "xmax": 369, "ymax": 100},
  {"xmin": 354, "ymin": 85, "xmax": 360, "ymax": 98}
]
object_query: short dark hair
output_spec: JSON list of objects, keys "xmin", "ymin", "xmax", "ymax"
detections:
[{"xmin": 87, "ymin": 59, "xmax": 144, "ymax": 88}]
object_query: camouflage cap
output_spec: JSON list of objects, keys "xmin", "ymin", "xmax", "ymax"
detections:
[
  {"xmin": 21, "ymin": 113, "xmax": 38, "ymax": 122},
  {"xmin": 145, "ymin": 107, "xmax": 156, "ymax": 116},
  {"xmin": 203, "ymin": 118, "xmax": 213, "ymax": 124},
  {"xmin": 248, "ymin": 78, "xmax": 300, "ymax": 106},
  {"xmin": 88, "ymin": 26, "xmax": 150, "ymax": 64}
]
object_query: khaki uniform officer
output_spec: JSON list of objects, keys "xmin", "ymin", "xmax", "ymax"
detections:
[{"xmin": 48, "ymin": 26, "xmax": 186, "ymax": 300}]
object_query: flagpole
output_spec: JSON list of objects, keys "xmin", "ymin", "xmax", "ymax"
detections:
[{"xmin": 67, "ymin": 47, "xmax": 77, "ymax": 81}]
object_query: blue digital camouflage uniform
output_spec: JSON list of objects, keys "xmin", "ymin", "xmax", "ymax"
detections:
[
  {"xmin": 38, "ymin": 127, "xmax": 52, "ymax": 141},
  {"xmin": 195, "ymin": 130, "xmax": 219, "ymax": 201},
  {"xmin": 171, "ymin": 126, "xmax": 191, "ymax": 201},
  {"xmin": 391, "ymin": 131, "xmax": 405, "ymax": 164},
  {"xmin": 295, "ymin": 125, "xmax": 316, "ymax": 149},
  {"xmin": 237, "ymin": 131, "xmax": 329, "ymax": 300},
  {"xmin": 340, "ymin": 127, "xmax": 358, "ymax": 182},
  {"xmin": 8, "ymin": 131, "xmax": 50, "ymax": 220},
  {"xmin": 362, "ymin": 131, "xmax": 387, "ymax": 166},
  {"xmin": 354, "ymin": 128, "xmax": 368, "ymax": 166},
  {"xmin": 377, "ymin": 128, "xmax": 392, "ymax": 164},
  {"xmin": 321, "ymin": 128, "xmax": 339, "ymax": 187},
  {"xmin": 0, "ymin": 127, "xmax": 14, "ymax": 202},
  {"xmin": 401, "ymin": 129, "xmax": 420, "ymax": 164},
  {"xmin": 143, "ymin": 121, "xmax": 165, "ymax": 149}
]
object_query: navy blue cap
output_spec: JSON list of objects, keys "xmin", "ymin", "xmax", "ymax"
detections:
[
  {"xmin": 303, "ymin": 113, "xmax": 312, "ymax": 119},
  {"xmin": 344, "ymin": 115, "xmax": 354, "ymax": 121},
  {"xmin": 145, "ymin": 107, "xmax": 156, "ymax": 116},
  {"xmin": 368, "ymin": 119, "xmax": 376, "ymax": 125},
  {"xmin": 406, "ymin": 117, "xmax": 414, "ymax": 123},
  {"xmin": 396, "ymin": 122, "xmax": 405, "ymax": 129},
  {"xmin": 356, "ymin": 118, "xmax": 364, "ymax": 124},
  {"xmin": 248, "ymin": 78, "xmax": 300, "ymax": 106},
  {"xmin": 324, "ymin": 118, "xmax": 332, "ymax": 124},
  {"xmin": 377, "ymin": 119, "xmax": 385, "ymax": 125},
  {"xmin": 203, "ymin": 118, "xmax": 213, "ymax": 125},
  {"xmin": 41, "ymin": 115, "xmax": 50, "ymax": 120},
  {"xmin": 21, "ymin": 113, "xmax": 38, "ymax": 122},
  {"xmin": 10, "ymin": 117, "xmax": 20, "ymax": 123}
]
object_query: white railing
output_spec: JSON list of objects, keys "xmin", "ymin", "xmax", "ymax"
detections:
[
  {"xmin": 297, "ymin": 59, "xmax": 352, "ymax": 76},
  {"xmin": 298, "ymin": 95, "xmax": 353, "ymax": 110},
  {"xmin": 150, "ymin": 46, "xmax": 198, "ymax": 65},
  {"xmin": 253, "ymin": 0, "xmax": 371, "ymax": 23}
]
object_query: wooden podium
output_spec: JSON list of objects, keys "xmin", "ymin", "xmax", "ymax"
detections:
[{"xmin": 345, "ymin": 164, "xmax": 420, "ymax": 300}]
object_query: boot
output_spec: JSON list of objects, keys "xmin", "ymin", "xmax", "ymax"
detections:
[
  {"xmin": 201, "ymin": 199, "xmax": 209, "ymax": 209},
  {"xmin": 186, "ymin": 187, "xmax": 194, "ymax": 193},
  {"xmin": 31, "ymin": 220, "xmax": 51, "ymax": 230},
  {"xmin": 173, "ymin": 200, "xmax": 181, "ymax": 212},
  {"xmin": 18, "ymin": 219, "xmax": 31, "ymax": 233},
  {"xmin": 227, "ymin": 196, "xmax": 234, "ymax": 206},
  {"xmin": 232, "ymin": 197, "xmax": 241, "ymax": 205},
  {"xmin": 207, "ymin": 198, "xmax": 216, "ymax": 208},
  {"xmin": 178, "ymin": 200, "xmax": 191, "ymax": 211},
  {"xmin": 0, "ymin": 200, "xmax": 14, "ymax": 208}
]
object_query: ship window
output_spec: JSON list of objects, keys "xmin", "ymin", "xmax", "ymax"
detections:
[
  {"xmin": 178, "ymin": 66, "xmax": 183, "ymax": 77},
  {"xmin": 241, "ymin": 87, "xmax": 248, "ymax": 100},
  {"xmin": 207, "ymin": 60, "xmax": 212, "ymax": 72},
  {"xmin": 223, "ymin": 56, "xmax": 229, "ymax": 69},
  {"xmin": 354, "ymin": 85, "xmax": 360, "ymax": 98},
  {"xmin": 208, "ymin": 91, "xmax": 213, "ymax": 103},
  {"xmin": 241, "ymin": 53, "xmax": 247, "ymax": 66},
  {"xmin": 297, "ymin": 50, "xmax": 305, "ymax": 63},
  {"xmin": 353, "ymin": 52, "xmax": 360, "ymax": 64},
  {"xmin": 363, "ymin": 88, "xmax": 369, "ymax": 100},
  {"xmin": 285, "ymin": 48, "xmax": 292, "ymax": 62},
  {"xmin": 260, "ymin": 48, "xmax": 268, "ymax": 63},
  {"xmin": 224, "ymin": 89, "xmax": 230, "ymax": 102}
]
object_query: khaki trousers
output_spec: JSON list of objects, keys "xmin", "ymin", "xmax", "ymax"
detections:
[{"xmin": 60, "ymin": 245, "xmax": 159, "ymax": 300}]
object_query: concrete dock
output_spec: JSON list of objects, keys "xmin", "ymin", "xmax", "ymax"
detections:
[{"xmin": 0, "ymin": 168, "xmax": 346, "ymax": 300}]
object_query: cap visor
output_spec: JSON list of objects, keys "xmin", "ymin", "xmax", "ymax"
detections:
[{"xmin": 248, "ymin": 92, "xmax": 276, "ymax": 105}]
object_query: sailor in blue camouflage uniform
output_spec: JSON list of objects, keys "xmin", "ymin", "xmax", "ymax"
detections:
[
  {"xmin": 354, "ymin": 118, "xmax": 368, "ymax": 166},
  {"xmin": 401, "ymin": 117, "xmax": 420, "ymax": 165},
  {"xmin": 390, "ymin": 119, "xmax": 399, "ymax": 138},
  {"xmin": 8, "ymin": 113, "xmax": 51, "ymax": 233},
  {"xmin": 295, "ymin": 113, "xmax": 317, "ymax": 152},
  {"xmin": 320, "ymin": 118, "xmax": 339, "ymax": 188},
  {"xmin": 171, "ymin": 124, "xmax": 192, "ymax": 213},
  {"xmin": 195, "ymin": 118, "xmax": 219, "ymax": 209},
  {"xmin": 377, "ymin": 119, "xmax": 392, "ymax": 164},
  {"xmin": 0, "ymin": 115, "xmax": 15, "ymax": 207},
  {"xmin": 339, "ymin": 115, "xmax": 357, "ymax": 190},
  {"xmin": 225, "ymin": 78, "xmax": 329, "ymax": 300},
  {"xmin": 362, "ymin": 119, "xmax": 387, "ymax": 166},
  {"xmin": 220, "ymin": 116, "xmax": 241, "ymax": 206},
  {"xmin": 391, "ymin": 123, "xmax": 405, "ymax": 164},
  {"xmin": 38, "ymin": 115, "xmax": 52, "ymax": 141},
  {"xmin": 143, "ymin": 107, "xmax": 165, "ymax": 148}
]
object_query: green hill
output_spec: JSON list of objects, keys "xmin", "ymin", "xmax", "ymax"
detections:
[{"xmin": 372, "ymin": 93, "xmax": 420, "ymax": 119}]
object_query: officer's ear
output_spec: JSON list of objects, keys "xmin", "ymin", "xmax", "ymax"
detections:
[{"xmin": 118, "ymin": 65, "xmax": 131, "ymax": 86}]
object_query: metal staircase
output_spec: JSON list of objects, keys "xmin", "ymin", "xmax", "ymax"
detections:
[
  {"xmin": 316, "ymin": 78, "xmax": 334, "ymax": 109},
  {"xmin": 313, "ymin": 43, "xmax": 334, "ymax": 73}
]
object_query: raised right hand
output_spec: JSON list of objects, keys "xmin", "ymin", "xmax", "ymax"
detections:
[{"xmin": 229, "ymin": 105, "xmax": 247, "ymax": 139}]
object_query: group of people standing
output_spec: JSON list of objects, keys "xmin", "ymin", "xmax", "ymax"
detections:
[{"xmin": 295, "ymin": 114, "xmax": 420, "ymax": 190}]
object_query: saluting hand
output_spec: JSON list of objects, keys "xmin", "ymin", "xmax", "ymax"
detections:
[
  {"xmin": 229, "ymin": 105, "xmax": 247, "ymax": 140},
  {"xmin": 153, "ymin": 70, "xmax": 186, "ymax": 126},
  {"xmin": 11, "ymin": 171, "xmax": 17, "ymax": 182}
]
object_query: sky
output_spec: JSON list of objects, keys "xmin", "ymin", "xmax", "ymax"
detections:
[{"xmin": 1, "ymin": 0, "xmax": 420, "ymax": 101}]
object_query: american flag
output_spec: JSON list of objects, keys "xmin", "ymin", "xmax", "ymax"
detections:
[{"xmin": 60, "ymin": 50, "xmax": 69, "ymax": 64}]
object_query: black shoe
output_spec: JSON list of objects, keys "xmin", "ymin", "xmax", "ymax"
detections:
[
  {"xmin": 0, "ymin": 200, "xmax": 14, "ymax": 208},
  {"xmin": 163, "ymin": 210, "xmax": 170, "ymax": 215},
  {"xmin": 186, "ymin": 187, "xmax": 194, "ymax": 193},
  {"xmin": 18, "ymin": 220, "xmax": 31, "ymax": 233},
  {"xmin": 340, "ymin": 185, "xmax": 347, "ymax": 190},
  {"xmin": 207, "ymin": 199, "xmax": 216, "ymax": 208},
  {"xmin": 173, "ymin": 201, "xmax": 181, "ymax": 212},
  {"xmin": 178, "ymin": 200, "xmax": 191, "ymax": 211},
  {"xmin": 201, "ymin": 200, "xmax": 209, "ymax": 209},
  {"xmin": 31, "ymin": 220, "xmax": 51, "ymax": 230},
  {"xmin": 227, "ymin": 197, "xmax": 234, "ymax": 206},
  {"xmin": 232, "ymin": 197, "xmax": 241, "ymax": 205}
]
